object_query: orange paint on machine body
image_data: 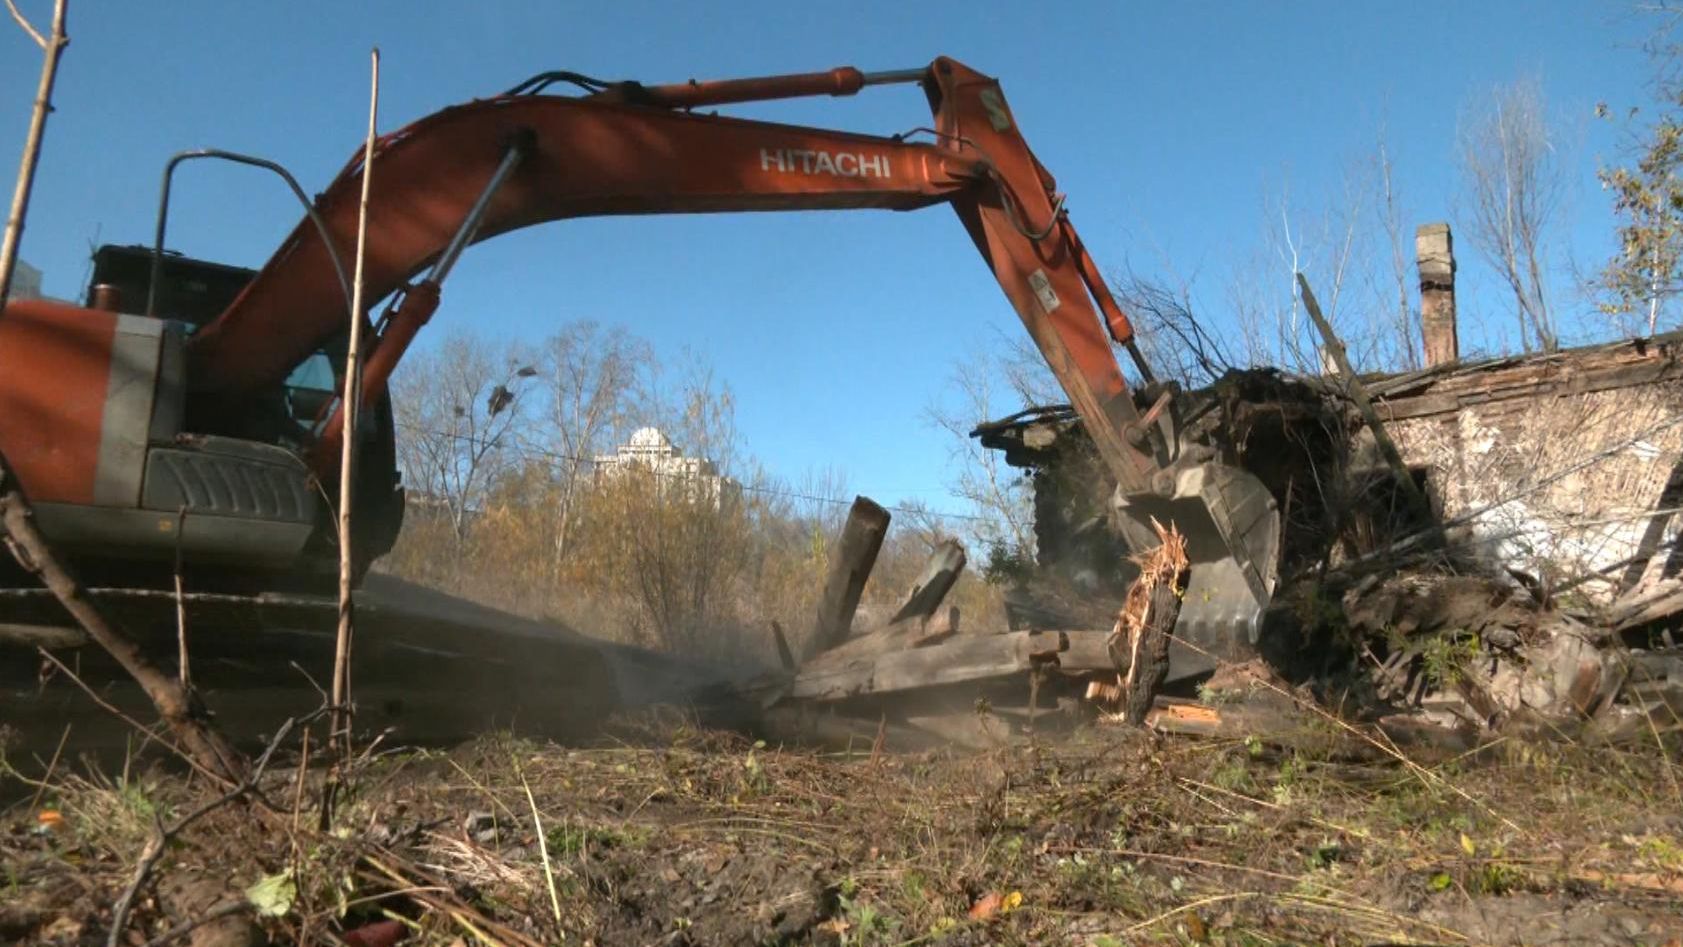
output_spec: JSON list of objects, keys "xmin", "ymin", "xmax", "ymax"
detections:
[{"xmin": 0, "ymin": 299, "xmax": 117, "ymax": 505}]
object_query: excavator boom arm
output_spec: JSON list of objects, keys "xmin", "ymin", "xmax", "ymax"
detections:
[{"xmin": 184, "ymin": 57, "xmax": 1162, "ymax": 493}]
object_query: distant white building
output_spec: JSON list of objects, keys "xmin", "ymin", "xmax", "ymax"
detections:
[
  {"xmin": 5, "ymin": 260, "xmax": 43, "ymax": 302},
  {"xmin": 594, "ymin": 427, "xmax": 739, "ymax": 508}
]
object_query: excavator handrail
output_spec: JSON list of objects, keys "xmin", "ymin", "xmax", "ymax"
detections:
[{"xmin": 148, "ymin": 149, "xmax": 354, "ymax": 323}]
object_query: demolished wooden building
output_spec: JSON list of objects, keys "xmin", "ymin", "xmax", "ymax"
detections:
[{"xmin": 759, "ymin": 223, "xmax": 1683, "ymax": 750}]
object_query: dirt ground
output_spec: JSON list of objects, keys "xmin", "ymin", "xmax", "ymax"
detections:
[{"xmin": 4, "ymin": 711, "xmax": 1683, "ymax": 946}]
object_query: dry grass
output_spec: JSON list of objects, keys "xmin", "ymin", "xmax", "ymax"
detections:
[{"xmin": 5, "ymin": 713, "xmax": 1683, "ymax": 946}]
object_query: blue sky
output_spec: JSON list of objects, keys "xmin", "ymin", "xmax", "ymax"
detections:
[{"xmin": 0, "ymin": 2, "xmax": 1662, "ymax": 514}]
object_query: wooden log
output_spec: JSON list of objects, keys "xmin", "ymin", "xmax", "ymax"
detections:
[
  {"xmin": 808, "ymin": 496, "xmax": 890, "ymax": 658},
  {"xmin": 889, "ymin": 539, "xmax": 966, "ymax": 624},
  {"xmin": 790, "ymin": 630, "xmax": 1062, "ymax": 701},
  {"xmin": 0, "ymin": 621, "xmax": 86, "ymax": 649},
  {"xmin": 1063, "ymin": 630, "xmax": 1116, "ymax": 672}
]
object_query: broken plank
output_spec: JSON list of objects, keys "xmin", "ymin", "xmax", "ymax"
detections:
[
  {"xmin": 804, "ymin": 605, "xmax": 961, "ymax": 668},
  {"xmin": 787, "ymin": 630, "xmax": 1115, "ymax": 703},
  {"xmin": 1299, "ymin": 273, "xmax": 1437, "ymax": 531},
  {"xmin": 770, "ymin": 620, "xmax": 796, "ymax": 672},
  {"xmin": 889, "ymin": 539, "xmax": 967, "ymax": 624},
  {"xmin": 808, "ymin": 496, "xmax": 890, "ymax": 658},
  {"xmin": 789, "ymin": 630, "xmax": 1065, "ymax": 701}
]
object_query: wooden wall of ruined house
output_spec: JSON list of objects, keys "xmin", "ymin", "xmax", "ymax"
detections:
[
  {"xmin": 1317, "ymin": 221, "xmax": 1683, "ymax": 605},
  {"xmin": 1382, "ymin": 378, "xmax": 1683, "ymax": 604}
]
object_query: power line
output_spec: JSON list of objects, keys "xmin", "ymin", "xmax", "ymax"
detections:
[{"xmin": 392, "ymin": 421, "xmax": 995, "ymax": 524}]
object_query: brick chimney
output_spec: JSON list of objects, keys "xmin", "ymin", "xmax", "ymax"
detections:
[{"xmin": 1416, "ymin": 222, "xmax": 1458, "ymax": 367}]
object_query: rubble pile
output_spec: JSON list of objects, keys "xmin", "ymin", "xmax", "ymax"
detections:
[{"xmin": 752, "ymin": 330, "xmax": 1683, "ymax": 754}]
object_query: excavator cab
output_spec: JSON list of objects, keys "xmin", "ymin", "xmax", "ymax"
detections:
[{"xmin": 0, "ymin": 245, "xmax": 401, "ymax": 587}]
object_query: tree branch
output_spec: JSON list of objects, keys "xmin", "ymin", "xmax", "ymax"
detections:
[
  {"xmin": 4, "ymin": 0, "xmax": 46, "ymax": 48},
  {"xmin": 1, "ymin": 453, "xmax": 246, "ymax": 787}
]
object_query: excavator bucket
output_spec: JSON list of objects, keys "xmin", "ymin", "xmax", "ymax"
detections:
[{"xmin": 1113, "ymin": 462, "xmax": 1280, "ymax": 682}]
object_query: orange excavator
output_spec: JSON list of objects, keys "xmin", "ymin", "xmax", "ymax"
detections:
[{"xmin": 0, "ymin": 57, "xmax": 1279, "ymax": 666}]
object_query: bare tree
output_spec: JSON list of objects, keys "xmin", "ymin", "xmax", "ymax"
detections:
[
  {"xmin": 577, "ymin": 362, "xmax": 752, "ymax": 652},
  {"xmin": 991, "ymin": 328, "xmax": 1064, "ymax": 406},
  {"xmin": 928, "ymin": 343, "xmax": 1040, "ymax": 565},
  {"xmin": 391, "ymin": 332, "xmax": 535, "ymax": 546},
  {"xmin": 1458, "ymin": 76, "xmax": 1561, "ymax": 352},
  {"xmin": 1222, "ymin": 166, "xmax": 1376, "ymax": 375},
  {"xmin": 536, "ymin": 321, "xmax": 653, "ymax": 572},
  {"xmin": 1111, "ymin": 266, "xmax": 1233, "ymax": 388},
  {"xmin": 1375, "ymin": 128, "xmax": 1423, "ymax": 371},
  {"xmin": 0, "ymin": 0, "xmax": 68, "ymax": 306}
]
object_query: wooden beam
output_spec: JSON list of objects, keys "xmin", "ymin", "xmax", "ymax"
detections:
[
  {"xmin": 769, "ymin": 620, "xmax": 795, "ymax": 672},
  {"xmin": 804, "ymin": 605, "xmax": 960, "ymax": 668},
  {"xmin": 1298, "ymin": 273, "xmax": 1439, "ymax": 532},
  {"xmin": 790, "ymin": 630, "xmax": 1059, "ymax": 701},
  {"xmin": 787, "ymin": 629, "xmax": 1115, "ymax": 702},
  {"xmin": 889, "ymin": 539, "xmax": 966, "ymax": 624},
  {"xmin": 808, "ymin": 496, "xmax": 890, "ymax": 657}
]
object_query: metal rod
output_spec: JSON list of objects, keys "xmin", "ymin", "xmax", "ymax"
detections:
[
  {"xmin": 1124, "ymin": 339, "xmax": 1156, "ymax": 385},
  {"xmin": 0, "ymin": 586, "xmax": 333, "ymax": 607},
  {"xmin": 426, "ymin": 140, "xmax": 528, "ymax": 285},
  {"xmin": 148, "ymin": 149, "xmax": 353, "ymax": 320},
  {"xmin": 861, "ymin": 68, "xmax": 927, "ymax": 86}
]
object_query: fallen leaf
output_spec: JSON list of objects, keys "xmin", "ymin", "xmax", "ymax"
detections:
[
  {"xmin": 246, "ymin": 870, "xmax": 297, "ymax": 918},
  {"xmin": 968, "ymin": 892, "xmax": 1004, "ymax": 920},
  {"xmin": 1459, "ymin": 833, "xmax": 1477, "ymax": 857}
]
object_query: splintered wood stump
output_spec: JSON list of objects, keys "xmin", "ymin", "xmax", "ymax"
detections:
[
  {"xmin": 1122, "ymin": 581, "xmax": 1178, "ymax": 724},
  {"xmin": 1111, "ymin": 520, "xmax": 1188, "ymax": 726},
  {"xmin": 809, "ymin": 497, "xmax": 890, "ymax": 658}
]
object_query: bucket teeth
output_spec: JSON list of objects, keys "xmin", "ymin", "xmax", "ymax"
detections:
[{"xmin": 1114, "ymin": 463, "xmax": 1280, "ymax": 682}]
